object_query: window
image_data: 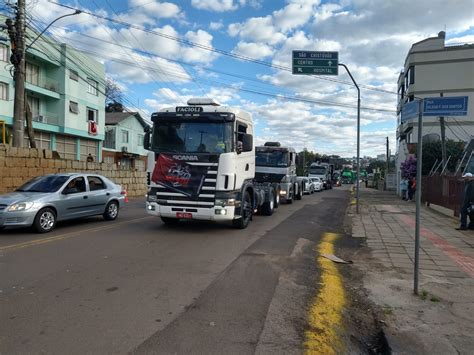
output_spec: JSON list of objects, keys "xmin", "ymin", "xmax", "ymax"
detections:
[
  {"xmin": 25, "ymin": 62, "xmax": 39, "ymax": 85},
  {"xmin": 86, "ymin": 107, "xmax": 98, "ymax": 122},
  {"xmin": 69, "ymin": 69, "xmax": 79, "ymax": 81},
  {"xmin": 87, "ymin": 176, "xmax": 106, "ymax": 191},
  {"xmin": 0, "ymin": 44, "xmax": 8, "ymax": 62},
  {"xmin": 104, "ymin": 127, "xmax": 116, "ymax": 149},
  {"xmin": 122, "ymin": 130, "xmax": 129, "ymax": 143},
  {"xmin": 0, "ymin": 82, "xmax": 8, "ymax": 101},
  {"xmin": 87, "ymin": 78, "xmax": 98, "ymax": 95},
  {"xmin": 138, "ymin": 134, "xmax": 144, "ymax": 146},
  {"xmin": 69, "ymin": 101, "xmax": 79, "ymax": 114},
  {"xmin": 26, "ymin": 95, "xmax": 40, "ymax": 120},
  {"xmin": 408, "ymin": 66, "xmax": 415, "ymax": 85},
  {"xmin": 63, "ymin": 177, "xmax": 86, "ymax": 194}
]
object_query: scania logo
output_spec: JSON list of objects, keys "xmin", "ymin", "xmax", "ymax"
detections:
[{"xmin": 172, "ymin": 155, "xmax": 199, "ymax": 161}]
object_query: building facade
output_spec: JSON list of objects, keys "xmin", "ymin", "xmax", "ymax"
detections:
[
  {"xmin": 396, "ymin": 31, "xmax": 474, "ymax": 184},
  {"xmin": 0, "ymin": 28, "xmax": 105, "ymax": 161},
  {"xmin": 103, "ymin": 112, "xmax": 148, "ymax": 170}
]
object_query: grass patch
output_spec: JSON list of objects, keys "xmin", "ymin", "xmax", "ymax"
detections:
[
  {"xmin": 430, "ymin": 296, "xmax": 441, "ymax": 302},
  {"xmin": 420, "ymin": 290, "xmax": 428, "ymax": 300},
  {"xmin": 382, "ymin": 306, "xmax": 393, "ymax": 315}
]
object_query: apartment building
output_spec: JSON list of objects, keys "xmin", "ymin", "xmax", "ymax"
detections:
[
  {"xmin": 396, "ymin": 31, "xmax": 474, "ymax": 177},
  {"xmin": 0, "ymin": 29, "xmax": 105, "ymax": 161}
]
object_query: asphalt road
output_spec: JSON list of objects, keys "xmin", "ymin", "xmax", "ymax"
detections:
[{"xmin": 0, "ymin": 187, "xmax": 350, "ymax": 354}]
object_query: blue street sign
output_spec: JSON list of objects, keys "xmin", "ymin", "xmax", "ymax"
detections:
[
  {"xmin": 401, "ymin": 101, "xmax": 419, "ymax": 123},
  {"xmin": 423, "ymin": 96, "xmax": 469, "ymax": 116}
]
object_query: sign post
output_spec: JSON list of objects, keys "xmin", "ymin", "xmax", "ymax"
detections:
[{"xmin": 291, "ymin": 50, "xmax": 361, "ymax": 213}]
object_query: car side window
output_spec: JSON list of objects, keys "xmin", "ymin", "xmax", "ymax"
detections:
[
  {"xmin": 64, "ymin": 177, "xmax": 86, "ymax": 194},
  {"xmin": 88, "ymin": 176, "xmax": 106, "ymax": 191}
]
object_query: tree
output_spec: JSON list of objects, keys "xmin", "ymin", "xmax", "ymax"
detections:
[
  {"xmin": 105, "ymin": 78, "xmax": 123, "ymax": 112},
  {"xmin": 421, "ymin": 140, "xmax": 464, "ymax": 175},
  {"xmin": 401, "ymin": 156, "xmax": 417, "ymax": 179}
]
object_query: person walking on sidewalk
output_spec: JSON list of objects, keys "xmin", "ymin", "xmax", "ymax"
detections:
[
  {"xmin": 457, "ymin": 172, "xmax": 474, "ymax": 230},
  {"xmin": 400, "ymin": 178, "xmax": 408, "ymax": 200},
  {"xmin": 407, "ymin": 176, "xmax": 416, "ymax": 201}
]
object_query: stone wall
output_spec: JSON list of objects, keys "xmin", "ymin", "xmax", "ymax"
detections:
[{"xmin": 0, "ymin": 145, "xmax": 147, "ymax": 197}]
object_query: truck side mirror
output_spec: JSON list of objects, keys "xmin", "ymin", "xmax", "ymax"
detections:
[
  {"xmin": 144, "ymin": 130, "xmax": 151, "ymax": 150},
  {"xmin": 295, "ymin": 155, "xmax": 299, "ymax": 165},
  {"xmin": 236, "ymin": 141, "xmax": 243, "ymax": 154},
  {"xmin": 242, "ymin": 134, "xmax": 253, "ymax": 152}
]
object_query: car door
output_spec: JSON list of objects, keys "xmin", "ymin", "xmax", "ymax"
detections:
[
  {"xmin": 57, "ymin": 176, "xmax": 91, "ymax": 220},
  {"xmin": 86, "ymin": 176, "xmax": 110, "ymax": 215}
]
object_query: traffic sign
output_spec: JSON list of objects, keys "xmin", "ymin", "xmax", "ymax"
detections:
[
  {"xmin": 423, "ymin": 96, "xmax": 469, "ymax": 116},
  {"xmin": 401, "ymin": 101, "xmax": 419, "ymax": 123},
  {"xmin": 292, "ymin": 51, "xmax": 338, "ymax": 75}
]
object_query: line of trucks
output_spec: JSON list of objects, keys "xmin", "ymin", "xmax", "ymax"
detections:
[{"xmin": 144, "ymin": 98, "xmax": 331, "ymax": 229}]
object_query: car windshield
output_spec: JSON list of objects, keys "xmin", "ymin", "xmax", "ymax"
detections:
[
  {"xmin": 309, "ymin": 166, "xmax": 326, "ymax": 175},
  {"xmin": 152, "ymin": 121, "xmax": 232, "ymax": 154},
  {"xmin": 256, "ymin": 150, "xmax": 289, "ymax": 167},
  {"xmin": 16, "ymin": 175, "xmax": 70, "ymax": 193}
]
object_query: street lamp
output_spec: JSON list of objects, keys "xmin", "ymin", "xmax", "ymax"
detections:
[{"xmin": 27, "ymin": 10, "xmax": 81, "ymax": 50}]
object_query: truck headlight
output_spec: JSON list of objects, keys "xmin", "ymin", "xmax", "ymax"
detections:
[
  {"xmin": 8, "ymin": 202, "xmax": 35, "ymax": 211},
  {"xmin": 215, "ymin": 198, "xmax": 236, "ymax": 207},
  {"xmin": 280, "ymin": 190, "xmax": 287, "ymax": 195}
]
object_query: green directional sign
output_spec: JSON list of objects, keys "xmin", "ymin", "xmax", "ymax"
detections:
[{"xmin": 292, "ymin": 51, "xmax": 339, "ymax": 75}]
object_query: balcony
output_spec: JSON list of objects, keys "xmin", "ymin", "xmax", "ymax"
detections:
[
  {"xmin": 25, "ymin": 77, "xmax": 60, "ymax": 99},
  {"xmin": 32, "ymin": 112, "xmax": 59, "ymax": 125}
]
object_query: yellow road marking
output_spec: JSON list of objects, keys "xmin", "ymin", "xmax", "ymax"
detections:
[
  {"xmin": 305, "ymin": 232, "xmax": 346, "ymax": 355},
  {"xmin": 0, "ymin": 216, "xmax": 153, "ymax": 253}
]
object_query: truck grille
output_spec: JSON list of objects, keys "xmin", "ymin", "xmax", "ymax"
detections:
[{"xmin": 153, "ymin": 162, "xmax": 217, "ymax": 209}]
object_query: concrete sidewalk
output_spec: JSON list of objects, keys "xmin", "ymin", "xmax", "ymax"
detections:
[{"xmin": 350, "ymin": 186, "xmax": 474, "ymax": 354}]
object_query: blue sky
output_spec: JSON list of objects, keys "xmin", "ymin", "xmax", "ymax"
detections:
[{"xmin": 5, "ymin": 0, "xmax": 474, "ymax": 157}]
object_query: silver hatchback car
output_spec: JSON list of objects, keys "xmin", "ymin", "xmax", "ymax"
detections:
[{"xmin": 0, "ymin": 173, "xmax": 127, "ymax": 233}]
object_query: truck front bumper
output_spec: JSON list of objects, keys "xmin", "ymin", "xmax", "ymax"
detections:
[{"xmin": 146, "ymin": 202, "xmax": 236, "ymax": 221}]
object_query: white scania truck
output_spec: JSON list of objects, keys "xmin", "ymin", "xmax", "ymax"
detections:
[{"xmin": 144, "ymin": 98, "xmax": 278, "ymax": 229}]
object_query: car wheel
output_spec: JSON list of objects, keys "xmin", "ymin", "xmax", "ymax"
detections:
[
  {"xmin": 161, "ymin": 217, "xmax": 180, "ymax": 225},
  {"xmin": 34, "ymin": 208, "xmax": 57, "ymax": 233},
  {"xmin": 233, "ymin": 191, "xmax": 252, "ymax": 229},
  {"xmin": 103, "ymin": 201, "xmax": 119, "ymax": 221}
]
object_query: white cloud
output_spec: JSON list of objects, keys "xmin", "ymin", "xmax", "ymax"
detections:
[
  {"xmin": 446, "ymin": 35, "xmax": 474, "ymax": 45},
  {"xmin": 228, "ymin": 16, "xmax": 286, "ymax": 45},
  {"xmin": 273, "ymin": 0, "xmax": 321, "ymax": 33},
  {"xmin": 209, "ymin": 21, "xmax": 224, "ymax": 30},
  {"xmin": 232, "ymin": 41, "xmax": 274, "ymax": 59},
  {"xmin": 191, "ymin": 0, "xmax": 239, "ymax": 12}
]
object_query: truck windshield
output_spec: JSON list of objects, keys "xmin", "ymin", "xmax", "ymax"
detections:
[
  {"xmin": 152, "ymin": 122, "xmax": 232, "ymax": 154},
  {"xmin": 256, "ymin": 151, "xmax": 289, "ymax": 167},
  {"xmin": 309, "ymin": 167, "xmax": 326, "ymax": 175}
]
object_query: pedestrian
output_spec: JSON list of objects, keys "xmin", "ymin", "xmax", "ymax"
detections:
[
  {"xmin": 400, "ymin": 178, "xmax": 408, "ymax": 200},
  {"xmin": 87, "ymin": 153, "xmax": 94, "ymax": 162},
  {"xmin": 407, "ymin": 176, "xmax": 416, "ymax": 201},
  {"xmin": 456, "ymin": 172, "xmax": 474, "ymax": 230}
]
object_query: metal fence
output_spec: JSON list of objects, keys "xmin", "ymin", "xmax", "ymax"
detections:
[{"xmin": 422, "ymin": 176, "xmax": 464, "ymax": 216}]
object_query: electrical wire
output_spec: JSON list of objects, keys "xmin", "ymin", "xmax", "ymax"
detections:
[{"xmin": 46, "ymin": 0, "xmax": 400, "ymax": 96}]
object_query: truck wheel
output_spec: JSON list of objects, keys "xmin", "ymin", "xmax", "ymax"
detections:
[
  {"xmin": 274, "ymin": 188, "xmax": 280, "ymax": 208},
  {"xmin": 161, "ymin": 217, "xmax": 180, "ymax": 225},
  {"xmin": 261, "ymin": 190, "xmax": 274, "ymax": 216},
  {"xmin": 286, "ymin": 188, "xmax": 293, "ymax": 204},
  {"xmin": 233, "ymin": 191, "xmax": 252, "ymax": 229},
  {"xmin": 295, "ymin": 183, "xmax": 302, "ymax": 200}
]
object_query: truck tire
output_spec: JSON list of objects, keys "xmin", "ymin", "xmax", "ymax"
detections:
[
  {"xmin": 295, "ymin": 183, "xmax": 302, "ymax": 200},
  {"xmin": 261, "ymin": 190, "xmax": 274, "ymax": 216},
  {"xmin": 286, "ymin": 188, "xmax": 293, "ymax": 204},
  {"xmin": 274, "ymin": 187, "xmax": 280, "ymax": 208},
  {"xmin": 161, "ymin": 217, "xmax": 180, "ymax": 225},
  {"xmin": 233, "ymin": 191, "xmax": 252, "ymax": 229}
]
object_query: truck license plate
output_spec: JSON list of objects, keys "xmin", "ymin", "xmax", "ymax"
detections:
[{"xmin": 176, "ymin": 212, "xmax": 193, "ymax": 219}]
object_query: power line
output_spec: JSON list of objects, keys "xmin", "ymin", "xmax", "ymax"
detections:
[
  {"xmin": 27, "ymin": 17, "xmax": 396, "ymax": 114},
  {"xmin": 47, "ymin": 0, "xmax": 399, "ymax": 96}
]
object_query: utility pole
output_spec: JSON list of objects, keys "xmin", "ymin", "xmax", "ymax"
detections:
[
  {"xmin": 439, "ymin": 93, "xmax": 447, "ymax": 173},
  {"xmin": 10, "ymin": 0, "xmax": 26, "ymax": 147},
  {"xmin": 385, "ymin": 136, "xmax": 389, "ymax": 190}
]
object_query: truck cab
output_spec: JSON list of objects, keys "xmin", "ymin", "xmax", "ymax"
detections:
[
  {"xmin": 255, "ymin": 142, "xmax": 302, "ymax": 203},
  {"xmin": 144, "ymin": 98, "xmax": 272, "ymax": 229}
]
